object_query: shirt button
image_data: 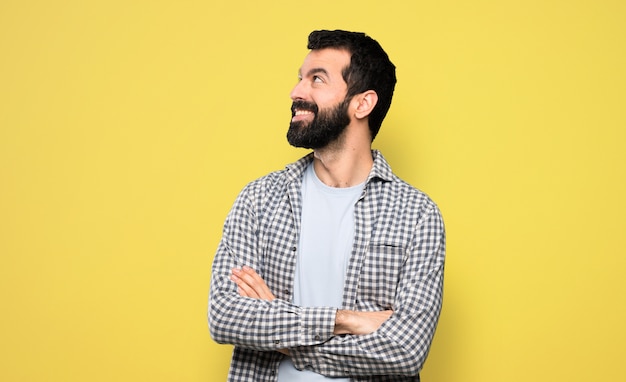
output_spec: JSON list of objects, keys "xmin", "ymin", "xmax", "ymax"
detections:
[
  {"xmin": 314, "ymin": 335, "xmax": 321, "ymax": 341},
  {"xmin": 291, "ymin": 246, "xmax": 297, "ymax": 251},
  {"xmin": 284, "ymin": 289, "xmax": 291, "ymax": 295},
  {"xmin": 274, "ymin": 340, "xmax": 280, "ymax": 345}
]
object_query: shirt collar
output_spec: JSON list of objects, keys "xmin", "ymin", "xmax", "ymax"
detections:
[
  {"xmin": 367, "ymin": 150, "xmax": 394, "ymax": 183},
  {"xmin": 284, "ymin": 150, "xmax": 394, "ymax": 184}
]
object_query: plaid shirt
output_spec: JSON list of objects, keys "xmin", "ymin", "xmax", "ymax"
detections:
[{"xmin": 209, "ymin": 150, "xmax": 446, "ymax": 381}]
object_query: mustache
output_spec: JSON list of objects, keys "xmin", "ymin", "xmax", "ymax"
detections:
[{"xmin": 291, "ymin": 100, "xmax": 319, "ymax": 115}]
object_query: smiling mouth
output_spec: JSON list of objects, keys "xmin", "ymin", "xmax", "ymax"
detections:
[
  {"xmin": 291, "ymin": 108, "xmax": 315, "ymax": 122},
  {"xmin": 294, "ymin": 109, "xmax": 314, "ymax": 117},
  {"xmin": 291, "ymin": 101, "xmax": 318, "ymax": 122}
]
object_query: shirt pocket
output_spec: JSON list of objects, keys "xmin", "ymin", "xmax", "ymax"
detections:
[{"xmin": 357, "ymin": 242, "xmax": 406, "ymax": 308}]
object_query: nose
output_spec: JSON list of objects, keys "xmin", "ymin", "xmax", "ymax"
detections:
[{"xmin": 290, "ymin": 80, "xmax": 306, "ymax": 101}]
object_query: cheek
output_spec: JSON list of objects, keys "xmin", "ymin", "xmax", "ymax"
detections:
[{"xmin": 315, "ymin": 92, "xmax": 347, "ymax": 110}]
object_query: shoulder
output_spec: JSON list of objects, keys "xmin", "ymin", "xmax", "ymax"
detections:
[
  {"xmin": 386, "ymin": 175, "xmax": 441, "ymax": 217},
  {"xmin": 235, "ymin": 153, "xmax": 312, "ymax": 201},
  {"xmin": 370, "ymin": 151, "xmax": 443, "ymax": 221}
]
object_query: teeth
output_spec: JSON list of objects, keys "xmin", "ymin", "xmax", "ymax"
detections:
[{"xmin": 295, "ymin": 110, "xmax": 313, "ymax": 116}]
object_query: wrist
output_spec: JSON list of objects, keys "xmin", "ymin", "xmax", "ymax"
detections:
[{"xmin": 334, "ymin": 309, "xmax": 352, "ymax": 335}]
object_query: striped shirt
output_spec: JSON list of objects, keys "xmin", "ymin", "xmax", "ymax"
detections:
[{"xmin": 209, "ymin": 150, "xmax": 446, "ymax": 381}]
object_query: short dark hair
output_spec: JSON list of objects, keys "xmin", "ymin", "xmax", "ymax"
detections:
[{"xmin": 307, "ymin": 30, "xmax": 396, "ymax": 140}]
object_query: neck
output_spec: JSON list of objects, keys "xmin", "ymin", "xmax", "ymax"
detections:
[{"xmin": 312, "ymin": 142, "xmax": 373, "ymax": 188}]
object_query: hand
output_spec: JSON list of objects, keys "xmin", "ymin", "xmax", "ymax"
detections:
[
  {"xmin": 230, "ymin": 266, "xmax": 276, "ymax": 301},
  {"xmin": 334, "ymin": 309, "xmax": 393, "ymax": 335}
]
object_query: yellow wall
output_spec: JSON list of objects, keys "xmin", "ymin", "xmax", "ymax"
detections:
[{"xmin": 1, "ymin": 1, "xmax": 624, "ymax": 381}]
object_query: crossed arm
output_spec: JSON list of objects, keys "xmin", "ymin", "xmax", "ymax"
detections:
[
  {"xmin": 209, "ymin": 186, "xmax": 445, "ymax": 377},
  {"xmin": 231, "ymin": 266, "xmax": 393, "ymax": 339}
]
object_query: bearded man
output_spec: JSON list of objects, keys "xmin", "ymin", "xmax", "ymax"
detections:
[{"xmin": 209, "ymin": 29, "xmax": 446, "ymax": 382}]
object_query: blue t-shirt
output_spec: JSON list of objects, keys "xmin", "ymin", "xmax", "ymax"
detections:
[{"xmin": 278, "ymin": 163, "xmax": 365, "ymax": 381}]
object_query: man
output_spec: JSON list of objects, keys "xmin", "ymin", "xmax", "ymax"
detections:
[{"xmin": 209, "ymin": 30, "xmax": 446, "ymax": 381}]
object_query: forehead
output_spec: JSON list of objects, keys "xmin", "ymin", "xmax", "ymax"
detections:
[{"xmin": 299, "ymin": 48, "xmax": 351, "ymax": 77}]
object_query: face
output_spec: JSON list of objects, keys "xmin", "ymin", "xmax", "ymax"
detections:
[{"xmin": 287, "ymin": 48, "xmax": 352, "ymax": 149}]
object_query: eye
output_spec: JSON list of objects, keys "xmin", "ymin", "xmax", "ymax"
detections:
[{"xmin": 313, "ymin": 75, "xmax": 324, "ymax": 83}]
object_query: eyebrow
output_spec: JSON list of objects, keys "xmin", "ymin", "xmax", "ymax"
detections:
[{"xmin": 299, "ymin": 67, "xmax": 330, "ymax": 79}]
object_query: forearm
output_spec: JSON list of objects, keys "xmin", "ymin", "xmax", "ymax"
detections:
[
  {"xmin": 209, "ymin": 272, "xmax": 337, "ymax": 351},
  {"xmin": 290, "ymin": 240, "xmax": 445, "ymax": 378},
  {"xmin": 290, "ymin": 335, "xmax": 423, "ymax": 377},
  {"xmin": 290, "ymin": 298, "xmax": 442, "ymax": 377},
  {"xmin": 333, "ymin": 309, "xmax": 393, "ymax": 335},
  {"xmin": 209, "ymin": 187, "xmax": 329, "ymax": 350}
]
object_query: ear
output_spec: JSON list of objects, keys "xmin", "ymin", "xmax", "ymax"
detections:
[{"xmin": 353, "ymin": 90, "xmax": 379, "ymax": 120}]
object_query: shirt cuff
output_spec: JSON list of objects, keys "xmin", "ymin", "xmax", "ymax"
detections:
[
  {"xmin": 298, "ymin": 306, "xmax": 336, "ymax": 345},
  {"xmin": 288, "ymin": 307, "xmax": 337, "ymax": 374}
]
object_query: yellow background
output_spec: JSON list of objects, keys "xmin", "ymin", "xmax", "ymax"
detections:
[{"xmin": 1, "ymin": 0, "xmax": 624, "ymax": 381}]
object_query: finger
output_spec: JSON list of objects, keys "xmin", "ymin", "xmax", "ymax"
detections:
[
  {"xmin": 232, "ymin": 267, "xmax": 272, "ymax": 300},
  {"xmin": 241, "ymin": 266, "xmax": 265, "ymax": 285},
  {"xmin": 239, "ymin": 267, "xmax": 269, "ymax": 296},
  {"xmin": 240, "ymin": 267, "xmax": 276, "ymax": 301},
  {"xmin": 230, "ymin": 272, "xmax": 260, "ymax": 299},
  {"xmin": 236, "ymin": 267, "xmax": 263, "ymax": 291}
]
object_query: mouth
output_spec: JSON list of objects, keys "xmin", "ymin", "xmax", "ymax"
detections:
[
  {"xmin": 291, "ymin": 102, "xmax": 317, "ymax": 122},
  {"xmin": 293, "ymin": 109, "xmax": 314, "ymax": 117},
  {"xmin": 292, "ymin": 109, "xmax": 314, "ymax": 123}
]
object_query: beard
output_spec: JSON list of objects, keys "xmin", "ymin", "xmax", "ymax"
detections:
[{"xmin": 286, "ymin": 98, "xmax": 351, "ymax": 149}]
